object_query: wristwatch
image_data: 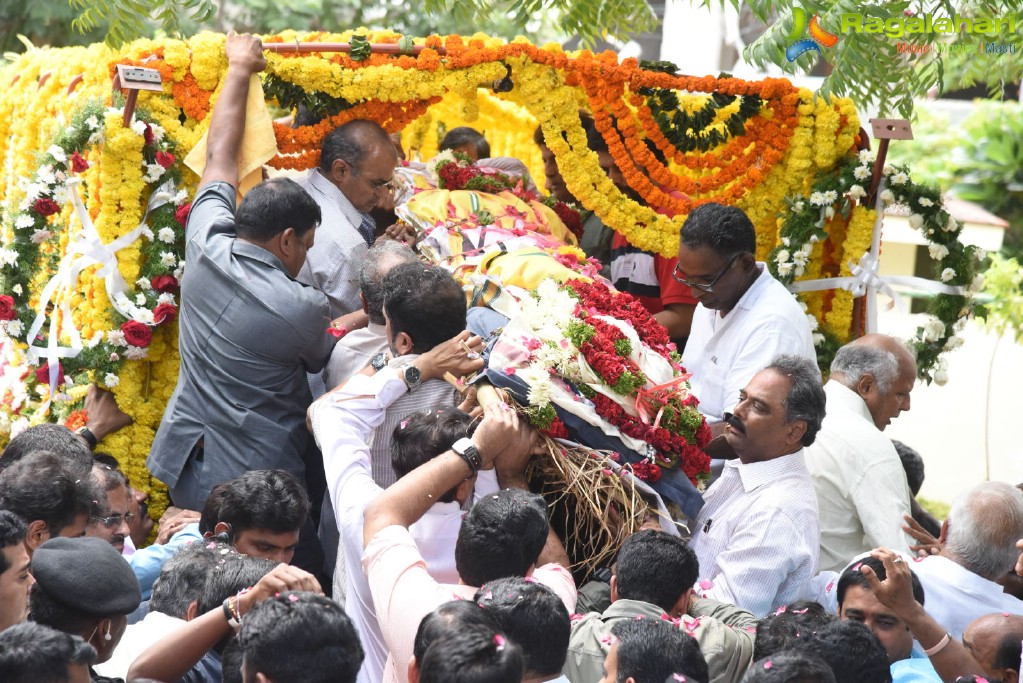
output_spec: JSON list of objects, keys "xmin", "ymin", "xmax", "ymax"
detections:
[
  {"xmin": 370, "ymin": 352, "xmax": 388, "ymax": 372},
  {"xmin": 400, "ymin": 363, "xmax": 422, "ymax": 390},
  {"xmin": 75, "ymin": 426, "xmax": 98, "ymax": 450},
  {"xmin": 452, "ymin": 437, "xmax": 483, "ymax": 474}
]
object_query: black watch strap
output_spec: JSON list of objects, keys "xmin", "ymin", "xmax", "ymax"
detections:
[
  {"xmin": 76, "ymin": 427, "xmax": 98, "ymax": 450},
  {"xmin": 452, "ymin": 438, "xmax": 482, "ymax": 474}
]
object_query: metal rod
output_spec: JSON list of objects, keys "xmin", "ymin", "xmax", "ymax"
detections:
[{"xmin": 262, "ymin": 42, "xmax": 447, "ymax": 56}]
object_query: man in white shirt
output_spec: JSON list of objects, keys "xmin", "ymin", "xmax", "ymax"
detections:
[
  {"xmin": 309, "ymin": 332, "xmax": 487, "ymax": 683},
  {"xmin": 674, "ymin": 203, "xmax": 816, "ymax": 431},
  {"xmin": 806, "ymin": 334, "xmax": 917, "ymax": 572},
  {"xmin": 689, "ymin": 355, "xmax": 825, "ymax": 618},
  {"xmin": 295, "ymin": 120, "xmax": 399, "ymax": 320},
  {"xmin": 910, "ymin": 481, "xmax": 1023, "ymax": 639},
  {"xmin": 323, "ymin": 241, "xmax": 416, "ymax": 391}
]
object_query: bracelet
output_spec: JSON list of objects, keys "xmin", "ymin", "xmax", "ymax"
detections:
[
  {"xmin": 923, "ymin": 632, "xmax": 951, "ymax": 657},
  {"xmin": 222, "ymin": 597, "xmax": 241, "ymax": 628}
]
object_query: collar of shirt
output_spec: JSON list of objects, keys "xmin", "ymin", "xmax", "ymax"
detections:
[
  {"xmin": 722, "ymin": 263, "xmax": 771, "ymax": 318},
  {"xmin": 308, "ymin": 169, "xmax": 367, "ymax": 229},
  {"xmin": 367, "ymin": 321, "xmax": 387, "ymax": 337},
  {"xmin": 824, "ymin": 380, "xmax": 875, "ymax": 425},
  {"xmin": 724, "ymin": 449, "xmax": 808, "ymax": 493},
  {"xmin": 233, "ymin": 238, "xmax": 290, "ymax": 275},
  {"xmin": 601, "ymin": 598, "xmax": 666, "ymax": 621}
]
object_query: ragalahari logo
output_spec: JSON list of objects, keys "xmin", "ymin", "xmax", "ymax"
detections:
[{"xmin": 786, "ymin": 8, "xmax": 840, "ymax": 61}]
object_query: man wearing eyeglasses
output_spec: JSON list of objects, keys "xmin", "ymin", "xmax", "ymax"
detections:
[
  {"xmin": 85, "ymin": 463, "xmax": 134, "ymax": 555},
  {"xmin": 675, "ymin": 203, "xmax": 817, "ymax": 435}
]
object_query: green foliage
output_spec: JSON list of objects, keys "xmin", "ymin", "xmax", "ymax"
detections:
[
  {"xmin": 613, "ymin": 337, "xmax": 632, "ymax": 357},
  {"xmin": 695, "ymin": 0, "xmax": 1015, "ymax": 118},
  {"xmin": 888, "ymin": 101, "xmax": 1023, "ymax": 260},
  {"xmin": 262, "ymin": 74, "xmax": 353, "ymax": 121},
  {"xmin": 565, "ymin": 319, "xmax": 596, "ymax": 347},
  {"xmin": 70, "ymin": 0, "xmax": 215, "ymax": 48},
  {"xmin": 918, "ymin": 496, "xmax": 950, "ymax": 520},
  {"xmin": 977, "ymin": 253, "xmax": 1023, "ymax": 342},
  {"xmin": 524, "ymin": 402, "xmax": 558, "ymax": 429}
]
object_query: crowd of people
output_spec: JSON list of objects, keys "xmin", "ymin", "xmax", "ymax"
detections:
[{"xmin": 2, "ymin": 31, "xmax": 1022, "ymax": 683}]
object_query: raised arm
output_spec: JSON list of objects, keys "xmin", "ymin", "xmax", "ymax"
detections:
[{"xmin": 199, "ymin": 32, "xmax": 266, "ymax": 190}]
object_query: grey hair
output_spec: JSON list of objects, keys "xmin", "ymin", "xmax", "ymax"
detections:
[
  {"xmin": 830, "ymin": 343, "xmax": 900, "ymax": 394},
  {"xmin": 945, "ymin": 481, "xmax": 1023, "ymax": 580},
  {"xmin": 359, "ymin": 241, "xmax": 418, "ymax": 325},
  {"xmin": 766, "ymin": 354, "xmax": 826, "ymax": 447}
]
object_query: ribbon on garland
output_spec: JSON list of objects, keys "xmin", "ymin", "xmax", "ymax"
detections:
[
  {"xmin": 785, "ymin": 181, "xmax": 968, "ymax": 334},
  {"xmin": 25, "ymin": 177, "xmax": 175, "ymax": 409}
]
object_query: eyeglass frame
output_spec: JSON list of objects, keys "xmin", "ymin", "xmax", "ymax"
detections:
[
  {"xmin": 90, "ymin": 512, "xmax": 135, "ymax": 528},
  {"xmin": 672, "ymin": 253, "xmax": 743, "ymax": 292}
]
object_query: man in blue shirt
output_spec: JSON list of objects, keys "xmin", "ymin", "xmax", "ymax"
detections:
[{"xmin": 147, "ymin": 33, "xmax": 335, "ymax": 514}]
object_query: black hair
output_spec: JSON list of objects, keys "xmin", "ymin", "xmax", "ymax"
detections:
[
  {"xmin": 414, "ymin": 600, "xmax": 496, "ymax": 665},
  {"xmin": 151, "ymin": 540, "xmax": 238, "ymax": 619},
  {"xmin": 0, "ymin": 509, "xmax": 28, "ymax": 574},
  {"xmin": 0, "ymin": 450, "xmax": 94, "ymax": 536},
  {"xmin": 474, "ymin": 577, "xmax": 570, "ymax": 677},
  {"xmin": 418, "ymin": 620, "xmax": 523, "ymax": 683},
  {"xmin": 199, "ymin": 483, "xmax": 230, "ymax": 536},
  {"xmin": 28, "ymin": 582, "xmax": 98, "ymax": 636},
  {"xmin": 220, "ymin": 636, "xmax": 245, "ymax": 683},
  {"xmin": 360, "ymin": 241, "xmax": 418, "ymax": 325},
  {"xmin": 382, "ymin": 262, "xmax": 467, "ymax": 354},
  {"xmin": 440, "ymin": 127, "xmax": 491, "ymax": 159},
  {"xmin": 742, "ymin": 651, "xmax": 837, "ymax": 683},
  {"xmin": 319, "ymin": 119, "xmax": 394, "ymax": 175},
  {"xmin": 754, "ymin": 601, "xmax": 838, "ymax": 661},
  {"xmin": 765, "ymin": 355, "xmax": 826, "ymax": 447},
  {"xmin": 455, "ymin": 488, "xmax": 549, "ymax": 588},
  {"xmin": 234, "ymin": 177, "xmax": 321, "ymax": 241},
  {"xmin": 992, "ymin": 627, "xmax": 1023, "ymax": 670},
  {"xmin": 0, "ymin": 425, "xmax": 93, "ymax": 477},
  {"xmin": 217, "ymin": 470, "xmax": 310, "ymax": 536},
  {"xmin": 614, "ymin": 530, "xmax": 699, "ymax": 613},
  {"xmin": 91, "ymin": 452, "xmax": 122, "ymax": 472},
  {"xmin": 836, "ymin": 556, "xmax": 925, "ymax": 608},
  {"xmin": 892, "ymin": 440, "xmax": 925, "ymax": 496},
  {"xmin": 794, "ymin": 621, "xmax": 893, "ymax": 683},
  {"xmin": 585, "ymin": 123, "xmax": 609, "ymax": 154},
  {"xmin": 610, "ymin": 617, "xmax": 709, "ymax": 683},
  {"xmin": 679, "ymin": 202, "xmax": 757, "ymax": 257},
  {"xmin": 391, "ymin": 408, "xmax": 476, "ymax": 503},
  {"xmin": 0, "ymin": 621, "xmax": 97, "ymax": 683},
  {"xmin": 239, "ymin": 592, "xmax": 364, "ymax": 683}
]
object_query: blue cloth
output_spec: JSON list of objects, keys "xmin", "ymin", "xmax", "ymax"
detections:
[
  {"xmin": 147, "ymin": 182, "xmax": 336, "ymax": 510},
  {"xmin": 128, "ymin": 523, "xmax": 203, "ymax": 601},
  {"xmin": 891, "ymin": 650, "xmax": 942, "ymax": 682}
]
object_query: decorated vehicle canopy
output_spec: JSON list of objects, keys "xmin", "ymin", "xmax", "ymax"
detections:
[{"xmin": 0, "ymin": 30, "xmax": 979, "ymax": 511}]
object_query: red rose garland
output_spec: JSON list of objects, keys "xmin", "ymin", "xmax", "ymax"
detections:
[{"xmin": 120, "ymin": 320, "xmax": 153, "ymax": 347}]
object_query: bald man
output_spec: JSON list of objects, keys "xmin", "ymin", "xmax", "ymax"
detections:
[
  {"xmin": 805, "ymin": 334, "xmax": 918, "ymax": 572},
  {"xmin": 963, "ymin": 613, "xmax": 1023, "ymax": 683}
]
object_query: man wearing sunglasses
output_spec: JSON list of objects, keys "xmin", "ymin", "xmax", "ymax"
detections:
[
  {"xmin": 675, "ymin": 203, "xmax": 817, "ymax": 436},
  {"xmin": 85, "ymin": 463, "xmax": 134, "ymax": 555}
]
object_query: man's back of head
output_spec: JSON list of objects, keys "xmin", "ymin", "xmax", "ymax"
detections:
[
  {"xmin": 455, "ymin": 488, "xmax": 549, "ymax": 588},
  {"xmin": 742, "ymin": 651, "xmax": 837, "ymax": 683},
  {"xmin": 234, "ymin": 177, "xmax": 321, "ymax": 243},
  {"xmin": 795, "ymin": 620, "xmax": 892, "ymax": 683},
  {"xmin": 945, "ymin": 481, "xmax": 1023, "ymax": 581},
  {"xmin": 613, "ymin": 530, "xmax": 698, "ymax": 615},
  {"xmin": 214, "ymin": 469, "xmax": 310, "ymax": 564},
  {"xmin": 151, "ymin": 540, "xmax": 238, "ymax": 620},
  {"xmin": 391, "ymin": 408, "xmax": 477, "ymax": 502},
  {"xmin": 382, "ymin": 262, "xmax": 467, "ymax": 354},
  {"xmin": 239, "ymin": 591, "xmax": 364, "ymax": 683},
  {"xmin": 754, "ymin": 600, "xmax": 837, "ymax": 661},
  {"xmin": 0, "ymin": 424, "xmax": 92, "ymax": 476},
  {"xmin": 963, "ymin": 612, "xmax": 1023, "ymax": 683},
  {"xmin": 0, "ymin": 450, "xmax": 94, "ymax": 550},
  {"xmin": 360, "ymin": 241, "xmax": 417, "ymax": 326},
  {"xmin": 0, "ymin": 621, "xmax": 96, "ymax": 683},
  {"xmin": 607, "ymin": 617, "xmax": 709, "ymax": 683},
  {"xmin": 418, "ymin": 619, "xmax": 523, "ymax": 683},
  {"xmin": 474, "ymin": 576, "xmax": 570, "ymax": 679}
]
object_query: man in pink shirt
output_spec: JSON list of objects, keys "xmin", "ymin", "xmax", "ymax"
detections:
[{"xmin": 363, "ymin": 399, "xmax": 577, "ymax": 683}]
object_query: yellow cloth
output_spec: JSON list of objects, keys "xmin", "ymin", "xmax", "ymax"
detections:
[
  {"xmin": 477, "ymin": 247, "xmax": 586, "ymax": 290},
  {"xmin": 184, "ymin": 74, "xmax": 277, "ymax": 195}
]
